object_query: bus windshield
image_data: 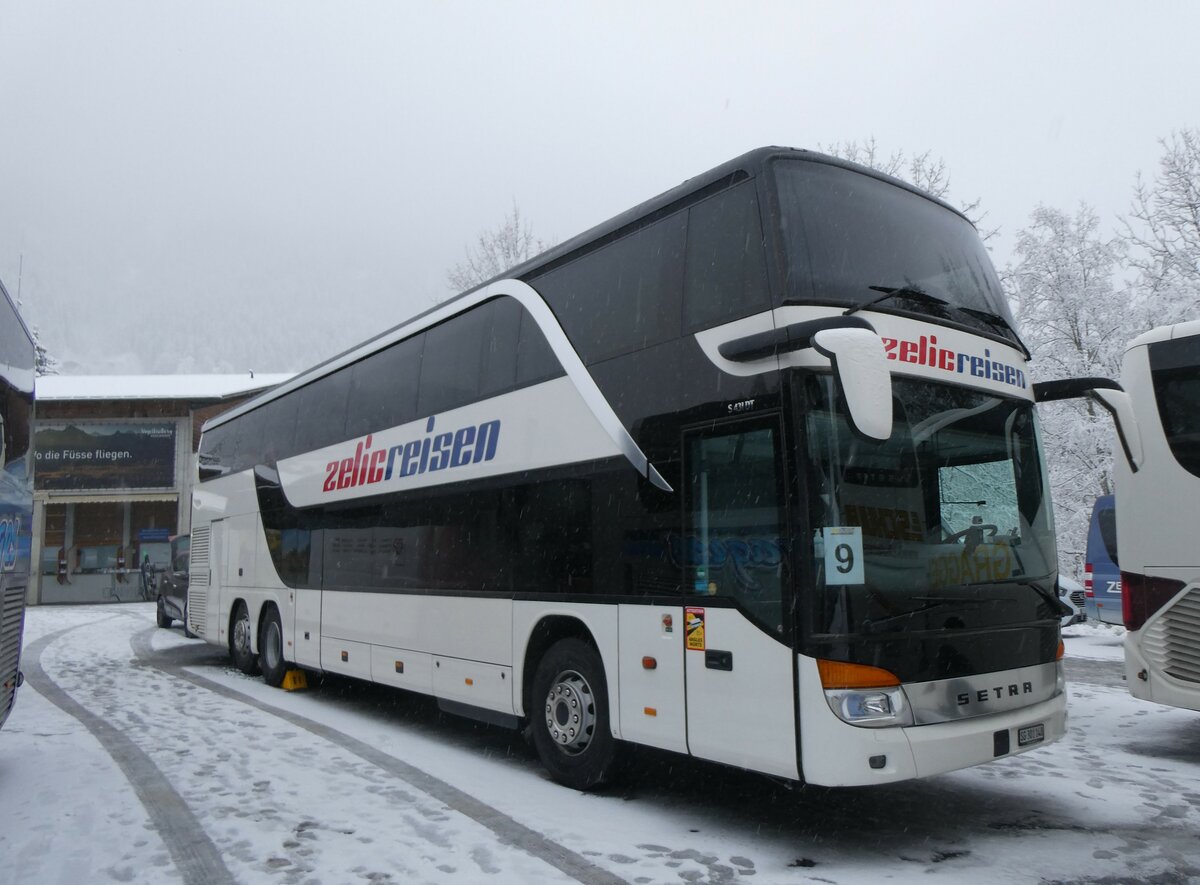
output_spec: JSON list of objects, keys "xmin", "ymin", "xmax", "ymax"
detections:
[
  {"xmin": 774, "ymin": 159, "xmax": 1019, "ymax": 347},
  {"xmin": 803, "ymin": 376, "xmax": 1057, "ymax": 638}
]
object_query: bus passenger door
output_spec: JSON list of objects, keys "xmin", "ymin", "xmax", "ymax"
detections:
[{"xmin": 682, "ymin": 418, "xmax": 799, "ymax": 780}]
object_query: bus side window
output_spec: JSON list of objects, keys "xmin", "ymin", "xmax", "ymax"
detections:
[
  {"xmin": 346, "ymin": 333, "xmax": 424, "ymax": 438},
  {"xmin": 515, "ymin": 306, "xmax": 564, "ymax": 387},
  {"xmin": 531, "ymin": 212, "xmax": 685, "ymax": 365},
  {"xmin": 479, "ymin": 298, "xmax": 521, "ymax": 398},
  {"xmin": 260, "ymin": 396, "xmax": 299, "ymax": 464},
  {"xmin": 419, "ymin": 308, "xmax": 487, "ymax": 416},
  {"xmin": 1150, "ymin": 336, "xmax": 1200, "ymax": 478},
  {"xmin": 683, "ymin": 178, "xmax": 769, "ymax": 331},
  {"xmin": 293, "ymin": 370, "xmax": 351, "ymax": 455}
]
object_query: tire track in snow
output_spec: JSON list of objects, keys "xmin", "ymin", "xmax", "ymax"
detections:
[
  {"xmin": 23, "ymin": 623, "xmax": 237, "ymax": 885},
  {"xmin": 129, "ymin": 628, "xmax": 630, "ymax": 885}
]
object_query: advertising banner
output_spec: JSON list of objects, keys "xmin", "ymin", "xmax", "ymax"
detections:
[{"xmin": 34, "ymin": 423, "xmax": 176, "ymax": 491}]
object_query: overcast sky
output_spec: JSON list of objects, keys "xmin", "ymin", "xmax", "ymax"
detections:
[{"xmin": 2, "ymin": 1, "xmax": 1197, "ymax": 375}]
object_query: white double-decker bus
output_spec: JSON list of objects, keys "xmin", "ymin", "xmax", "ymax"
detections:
[
  {"xmin": 1110, "ymin": 321, "xmax": 1200, "ymax": 712},
  {"xmin": 188, "ymin": 148, "xmax": 1073, "ymax": 789}
]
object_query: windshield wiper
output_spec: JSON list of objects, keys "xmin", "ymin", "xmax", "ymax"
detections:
[
  {"xmin": 844, "ymin": 285, "xmax": 949, "ymax": 317},
  {"xmin": 861, "ymin": 595, "xmax": 989, "ymax": 632},
  {"xmin": 955, "ymin": 306, "xmax": 1031, "ymax": 358}
]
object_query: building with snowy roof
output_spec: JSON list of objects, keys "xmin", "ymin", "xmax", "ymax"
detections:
[{"xmin": 30, "ymin": 373, "xmax": 292, "ymax": 605}]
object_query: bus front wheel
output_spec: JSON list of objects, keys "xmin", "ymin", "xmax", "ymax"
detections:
[
  {"xmin": 530, "ymin": 638, "xmax": 621, "ymax": 791},
  {"xmin": 230, "ymin": 602, "xmax": 260, "ymax": 675}
]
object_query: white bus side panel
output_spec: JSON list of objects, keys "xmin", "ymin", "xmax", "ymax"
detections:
[
  {"xmin": 617, "ymin": 604, "xmax": 687, "ymax": 754},
  {"xmin": 796, "ymin": 656, "xmax": 1066, "ymax": 786},
  {"xmin": 224, "ymin": 513, "xmax": 258, "ymax": 589},
  {"xmin": 294, "ymin": 588, "xmax": 321, "ymax": 669},
  {"xmin": 684, "ymin": 609, "xmax": 798, "ymax": 780},
  {"xmin": 321, "ymin": 592, "xmax": 516, "ymax": 714}
]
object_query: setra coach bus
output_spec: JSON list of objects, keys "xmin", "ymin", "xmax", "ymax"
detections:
[
  {"xmin": 187, "ymin": 147, "xmax": 1074, "ymax": 789},
  {"xmin": 1, "ymin": 278, "xmax": 34, "ymax": 732}
]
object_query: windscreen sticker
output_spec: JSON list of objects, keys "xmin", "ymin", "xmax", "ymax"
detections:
[
  {"xmin": 685, "ymin": 607, "xmax": 706, "ymax": 651},
  {"xmin": 929, "ymin": 543, "xmax": 1014, "ymax": 588},
  {"xmin": 823, "ymin": 526, "xmax": 864, "ymax": 585}
]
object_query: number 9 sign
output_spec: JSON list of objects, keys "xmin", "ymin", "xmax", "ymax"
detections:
[{"xmin": 823, "ymin": 526, "xmax": 864, "ymax": 585}]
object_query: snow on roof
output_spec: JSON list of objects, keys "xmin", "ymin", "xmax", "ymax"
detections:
[{"xmin": 35, "ymin": 373, "xmax": 295, "ymax": 402}]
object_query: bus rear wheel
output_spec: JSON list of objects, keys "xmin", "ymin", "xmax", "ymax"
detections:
[
  {"xmin": 530, "ymin": 638, "xmax": 621, "ymax": 791},
  {"xmin": 230, "ymin": 601, "xmax": 260, "ymax": 675},
  {"xmin": 259, "ymin": 606, "xmax": 287, "ymax": 687}
]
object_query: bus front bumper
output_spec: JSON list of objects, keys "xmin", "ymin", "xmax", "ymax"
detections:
[{"xmin": 798, "ymin": 657, "xmax": 1067, "ymax": 787}]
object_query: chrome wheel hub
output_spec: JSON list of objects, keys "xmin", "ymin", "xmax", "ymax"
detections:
[
  {"xmin": 544, "ymin": 669, "xmax": 596, "ymax": 755},
  {"xmin": 233, "ymin": 616, "xmax": 252, "ymax": 655}
]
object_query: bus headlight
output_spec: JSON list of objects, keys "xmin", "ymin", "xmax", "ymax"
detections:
[{"xmin": 824, "ymin": 686, "xmax": 914, "ymax": 728}]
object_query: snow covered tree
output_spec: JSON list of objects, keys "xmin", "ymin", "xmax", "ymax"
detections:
[
  {"xmin": 1123, "ymin": 128, "xmax": 1200, "ymax": 324},
  {"xmin": 819, "ymin": 137, "xmax": 994, "ymax": 239},
  {"xmin": 1007, "ymin": 204, "xmax": 1133, "ymax": 574},
  {"xmin": 12, "ymin": 280, "xmax": 59, "ymax": 376},
  {"xmin": 32, "ymin": 326, "xmax": 59, "ymax": 376},
  {"xmin": 446, "ymin": 202, "xmax": 552, "ymax": 294}
]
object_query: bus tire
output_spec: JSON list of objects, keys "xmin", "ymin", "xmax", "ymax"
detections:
[
  {"xmin": 156, "ymin": 596, "xmax": 172, "ymax": 628},
  {"xmin": 530, "ymin": 638, "xmax": 621, "ymax": 791},
  {"xmin": 230, "ymin": 601, "xmax": 260, "ymax": 675},
  {"xmin": 182, "ymin": 601, "xmax": 196, "ymax": 639},
  {"xmin": 259, "ymin": 606, "xmax": 287, "ymax": 688}
]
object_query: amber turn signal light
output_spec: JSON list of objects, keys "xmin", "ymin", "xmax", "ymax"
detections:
[{"xmin": 817, "ymin": 659, "xmax": 901, "ymax": 689}]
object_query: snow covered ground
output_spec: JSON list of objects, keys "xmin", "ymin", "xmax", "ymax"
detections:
[
  {"xmin": 1062, "ymin": 620, "xmax": 1127, "ymax": 664},
  {"xmin": 2, "ymin": 604, "xmax": 1198, "ymax": 885}
]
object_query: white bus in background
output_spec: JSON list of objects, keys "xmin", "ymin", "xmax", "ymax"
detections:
[
  {"xmin": 186, "ymin": 147, "xmax": 1076, "ymax": 790},
  {"xmin": 1112, "ymin": 321, "xmax": 1200, "ymax": 712},
  {"xmin": 0, "ymin": 279, "xmax": 35, "ymax": 732}
]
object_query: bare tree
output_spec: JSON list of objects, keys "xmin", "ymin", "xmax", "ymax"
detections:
[
  {"xmin": 1123, "ymin": 128, "xmax": 1200, "ymax": 324},
  {"xmin": 1007, "ymin": 203, "xmax": 1132, "ymax": 574},
  {"xmin": 446, "ymin": 202, "xmax": 553, "ymax": 294},
  {"xmin": 819, "ymin": 137, "xmax": 994, "ymax": 239}
]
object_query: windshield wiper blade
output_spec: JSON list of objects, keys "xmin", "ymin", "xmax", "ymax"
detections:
[
  {"xmin": 845, "ymin": 285, "xmax": 949, "ymax": 317},
  {"xmin": 861, "ymin": 595, "xmax": 989, "ymax": 632},
  {"xmin": 955, "ymin": 306, "xmax": 1031, "ymax": 358}
]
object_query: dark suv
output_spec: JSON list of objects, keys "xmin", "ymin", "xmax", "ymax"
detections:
[{"xmin": 155, "ymin": 534, "xmax": 191, "ymax": 634}]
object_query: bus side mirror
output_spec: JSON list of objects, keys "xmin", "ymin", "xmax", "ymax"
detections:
[
  {"xmin": 1091, "ymin": 388, "xmax": 1143, "ymax": 472},
  {"xmin": 717, "ymin": 316, "xmax": 894, "ymax": 441},
  {"xmin": 1032, "ymin": 377, "xmax": 1143, "ymax": 472},
  {"xmin": 812, "ymin": 327, "xmax": 894, "ymax": 442}
]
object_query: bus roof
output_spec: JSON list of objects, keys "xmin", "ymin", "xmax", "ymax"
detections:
[
  {"xmin": 1126, "ymin": 319, "xmax": 1200, "ymax": 352},
  {"xmin": 203, "ymin": 146, "xmax": 972, "ymax": 434}
]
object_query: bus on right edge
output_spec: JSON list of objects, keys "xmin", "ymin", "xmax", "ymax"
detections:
[{"xmin": 1114, "ymin": 320, "xmax": 1200, "ymax": 712}]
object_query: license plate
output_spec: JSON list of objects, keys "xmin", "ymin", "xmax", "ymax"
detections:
[{"xmin": 1018, "ymin": 723, "xmax": 1045, "ymax": 747}]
